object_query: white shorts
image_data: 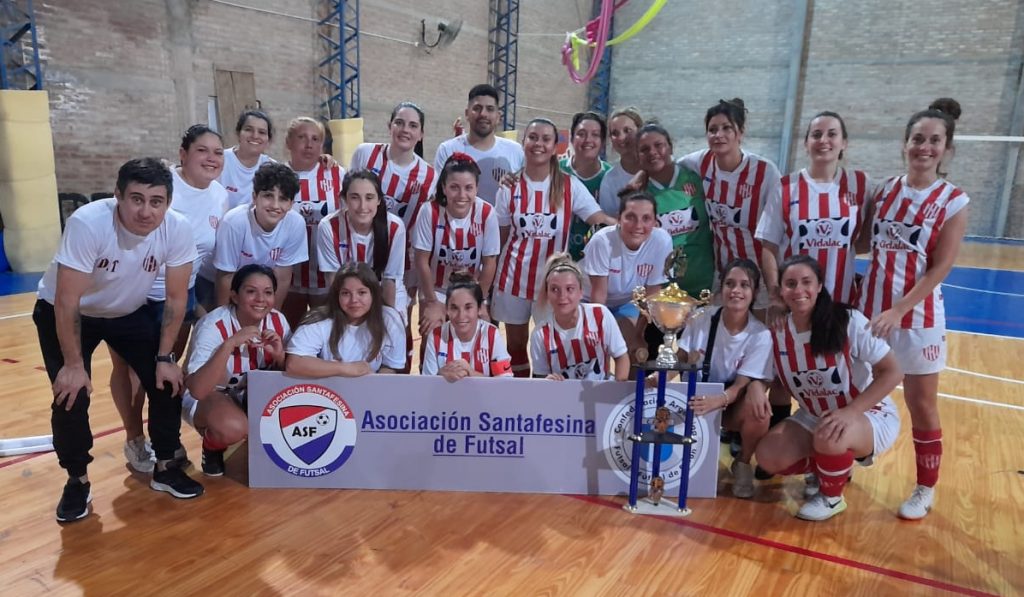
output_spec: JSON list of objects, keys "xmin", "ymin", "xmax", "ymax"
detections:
[
  {"xmin": 491, "ymin": 290, "xmax": 550, "ymax": 326},
  {"xmin": 886, "ymin": 327, "xmax": 946, "ymax": 375},
  {"xmin": 789, "ymin": 397, "xmax": 901, "ymax": 466},
  {"xmin": 181, "ymin": 392, "xmax": 199, "ymax": 429}
]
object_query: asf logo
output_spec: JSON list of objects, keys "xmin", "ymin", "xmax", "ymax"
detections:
[{"xmin": 260, "ymin": 384, "xmax": 356, "ymax": 478}]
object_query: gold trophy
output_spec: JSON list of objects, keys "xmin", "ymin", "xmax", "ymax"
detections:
[{"xmin": 632, "ymin": 246, "xmax": 710, "ymax": 367}]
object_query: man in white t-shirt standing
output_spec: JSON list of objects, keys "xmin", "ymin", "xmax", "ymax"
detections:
[
  {"xmin": 434, "ymin": 84, "xmax": 524, "ymax": 205},
  {"xmin": 34, "ymin": 158, "xmax": 205, "ymax": 523}
]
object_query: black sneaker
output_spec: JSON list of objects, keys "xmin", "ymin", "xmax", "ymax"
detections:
[
  {"xmin": 754, "ymin": 465, "xmax": 775, "ymax": 480},
  {"xmin": 151, "ymin": 463, "xmax": 205, "ymax": 499},
  {"xmin": 56, "ymin": 477, "xmax": 92, "ymax": 522},
  {"xmin": 202, "ymin": 448, "xmax": 225, "ymax": 477}
]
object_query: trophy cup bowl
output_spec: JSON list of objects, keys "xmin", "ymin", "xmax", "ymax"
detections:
[{"xmin": 632, "ymin": 283, "xmax": 711, "ymax": 368}]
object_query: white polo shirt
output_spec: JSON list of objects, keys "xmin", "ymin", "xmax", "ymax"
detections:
[
  {"xmin": 582, "ymin": 225, "xmax": 672, "ymax": 307},
  {"xmin": 37, "ymin": 198, "xmax": 197, "ymax": 318},
  {"xmin": 213, "ymin": 204, "xmax": 308, "ymax": 273}
]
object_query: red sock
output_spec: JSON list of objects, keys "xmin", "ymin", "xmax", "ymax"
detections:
[
  {"xmin": 510, "ymin": 349, "xmax": 531, "ymax": 378},
  {"xmin": 203, "ymin": 431, "xmax": 227, "ymax": 452},
  {"xmin": 814, "ymin": 450, "xmax": 854, "ymax": 498},
  {"xmin": 776, "ymin": 457, "xmax": 815, "ymax": 476},
  {"xmin": 912, "ymin": 428, "xmax": 942, "ymax": 487}
]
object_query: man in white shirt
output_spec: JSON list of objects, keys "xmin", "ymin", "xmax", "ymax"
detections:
[
  {"xmin": 434, "ymin": 84, "xmax": 525, "ymax": 204},
  {"xmin": 34, "ymin": 158, "xmax": 205, "ymax": 523}
]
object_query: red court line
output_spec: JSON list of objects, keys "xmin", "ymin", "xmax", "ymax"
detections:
[
  {"xmin": 0, "ymin": 424, "xmax": 128, "ymax": 470},
  {"xmin": 569, "ymin": 494, "xmax": 998, "ymax": 597}
]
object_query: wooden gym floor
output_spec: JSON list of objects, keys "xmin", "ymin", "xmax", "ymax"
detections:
[{"xmin": 0, "ymin": 241, "xmax": 1021, "ymax": 596}]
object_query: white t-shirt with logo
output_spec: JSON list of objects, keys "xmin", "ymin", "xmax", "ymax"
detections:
[
  {"xmin": 678, "ymin": 307, "xmax": 774, "ymax": 385},
  {"xmin": 582, "ymin": 225, "xmax": 672, "ymax": 308},
  {"xmin": 149, "ymin": 168, "xmax": 229, "ymax": 298},
  {"xmin": 218, "ymin": 148, "xmax": 275, "ymax": 210},
  {"xmin": 213, "ymin": 204, "xmax": 309, "ymax": 273},
  {"xmin": 286, "ymin": 306, "xmax": 406, "ymax": 372},
  {"xmin": 37, "ymin": 198, "xmax": 197, "ymax": 318},
  {"xmin": 434, "ymin": 134, "xmax": 525, "ymax": 204}
]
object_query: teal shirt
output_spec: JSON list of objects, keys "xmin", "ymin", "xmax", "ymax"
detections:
[
  {"xmin": 559, "ymin": 157, "xmax": 612, "ymax": 261},
  {"xmin": 647, "ymin": 164, "xmax": 715, "ymax": 297}
]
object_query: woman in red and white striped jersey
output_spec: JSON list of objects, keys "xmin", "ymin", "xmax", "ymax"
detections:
[
  {"xmin": 282, "ymin": 117, "xmax": 346, "ymax": 326},
  {"xmin": 756, "ymin": 255, "xmax": 902, "ymax": 521},
  {"xmin": 678, "ymin": 98, "xmax": 781, "ymax": 309},
  {"xmin": 757, "ymin": 111, "xmax": 875, "ymax": 315},
  {"xmin": 422, "ymin": 272, "xmax": 512, "ymax": 381},
  {"xmin": 182, "ymin": 264, "xmax": 290, "ymax": 477},
  {"xmin": 530, "ymin": 254, "xmax": 629, "ymax": 382},
  {"xmin": 414, "ymin": 153, "xmax": 500, "ymax": 337},
  {"xmin": 493, "ymin": 118, "xmax": 615, "ymax": 377},
  {"xmin": 316, "ymin": 170, "xmax": 406, "ymax": 316},
  {"xmin": 859, "ymin": 98, "xmax": 969, "ymax": 520}
]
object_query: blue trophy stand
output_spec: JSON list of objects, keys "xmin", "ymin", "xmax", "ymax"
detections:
[{"xmin": 624, "ymin": 360, "xmax": 699, "ymax": 517}]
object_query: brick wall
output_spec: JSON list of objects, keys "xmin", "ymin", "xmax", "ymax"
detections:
[
  {"xmin": 610, "ymin": 0, "xmax": 1024, "ymax": 237},
  {"xmin": 39, "ymin": 0, "xmax": 591, "ymax": 197}
]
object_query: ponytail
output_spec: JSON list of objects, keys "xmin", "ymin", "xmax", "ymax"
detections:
[{"xmin": 778, "ymin": 255, "xmax": 850, "ymax": 356}]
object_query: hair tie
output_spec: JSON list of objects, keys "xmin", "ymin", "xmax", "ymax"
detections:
[{"xmin": 449, "ymin": 152, "xmax": 477, "ymax": 165}]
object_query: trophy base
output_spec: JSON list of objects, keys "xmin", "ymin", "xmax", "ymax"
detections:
[{"xmin": 623, "ymin": 497, "xmax": 692, "ymax": 517}]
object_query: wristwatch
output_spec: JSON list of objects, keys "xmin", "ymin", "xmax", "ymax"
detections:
[{"xmin": 155, "ymin": 353, "xmax": 177, "ymax": 363}]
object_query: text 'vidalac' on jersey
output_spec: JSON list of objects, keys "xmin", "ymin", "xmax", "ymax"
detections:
[
  {"xmin": 529, "ymin": 303, "xmax": 628, "ymax": 381},
  {"xmin": 771, "ymin": 310, "xmax": 893, "ymax": 417},
  {"xmin": 859, "ymin": 176, "xmax": 969, "ymax": 329},
  {"xmin": 350, "ymin": 143, "xmax": 435, "ymax": 232},
  {"xmin": 291, "ymin": 162, "xmax": 345, "ymax": 291},
  {"xmin": 412, "ymin": 198, "xmax": 500, "ymax": 294},
  {"xmin": 495, "ymin": 174, "xmax": 601, "ymax": 300},
  {"xmin": 756, "ymin": 168, "xmax": 871, "ymax": 304},
  {"xmin": 679, "ymin": 149, "xmax": 781, "ymax": 273},
  {"xmin": 422, "ymin": 319, "xmax": 513, "ymax": 377}
]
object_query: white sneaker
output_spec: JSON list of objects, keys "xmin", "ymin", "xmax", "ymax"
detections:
[
  {"xmin": 731, "ymin": 460, "xmax": 755, "ymax": 499},
  {"xmin": 124, "ymin": 436, "xmax": 156, "ymax": 473},
  {"xmin": 804, "ymin": 473, "xmax": 820, "ymax": 497},
  {"xmin": 796, "ymin": 493, "xmax": 847, "ymax": 521},
  {"xmin": 898, "ymin": 485, "xmax": 934, "ymax": 520}
]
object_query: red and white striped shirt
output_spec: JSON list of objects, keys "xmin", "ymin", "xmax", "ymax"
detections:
[
  {"xmin": 422, "ymin": 320, "xmax": 512, "ymax": 377},
  {"xmin": 529, "ymin": 303, "xmax": 628, "ymax": 380},
  {"xmin": 858, "ymin": 176, "xmax": 969, "ymax": 329},
  {"xmin": 495, "ymin": 174, "xmax": 601, "ymax": 300},
  {"xmin": 350, "ymin": 143, "xmax": 436, "ymax": 231},
  {"xmin": 771, "ymin": 310, "xmax": 892, "ymax": 417},
  {"xmin": 680, "ymin": 150, "xmax": 781, "ymax": 273},
  {"xmin": 186, "ymin": 305, "xmax": 291, "ymax": 390},
  {"xmin": 756, "ymin": 168, "xmax": 871, "ymax": 304},
  {"xmin": 291, "ymin": 162, "xmax": 345, "ymax": 291},
  {"xmin": 412, "ymin": 198, "xmax": 500, "ymax": 295},
  {"xmin": 316, "ymin": 210, "xmax": 406, "ymax": 283}
]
